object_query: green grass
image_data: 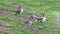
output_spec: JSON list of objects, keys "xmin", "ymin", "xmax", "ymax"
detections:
[{"xmin": 0, "ymin": 0, "xmax": 60, "ymax": 34}]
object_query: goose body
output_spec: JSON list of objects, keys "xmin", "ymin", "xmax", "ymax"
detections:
[
  {"xmin": 16, "ymin": 6, "xmax": 23, "ymax": 14},
  {"xmin": 28, "ymin": 11, "xmax": 37, "ymax": 20},
  {"xmin": 37, "ymin": 17, "xmax": 46, "ymax": 23},
  {"xmin": 24, "ymin": 20, "xmax": 32, "ymax": 25}
]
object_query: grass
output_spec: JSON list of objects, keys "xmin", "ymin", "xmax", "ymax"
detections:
[{"xmin": 0, "ymin": 0, "xmax": 60, "ymax": 34}]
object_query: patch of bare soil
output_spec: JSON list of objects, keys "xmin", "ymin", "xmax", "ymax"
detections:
[
  {"xmin": 0, "ymin": 9, "xmax": 9, "ymax": 15},
  {"xmin": 0, "ymin": 21, "xmax": 12, "ymax": 34}
]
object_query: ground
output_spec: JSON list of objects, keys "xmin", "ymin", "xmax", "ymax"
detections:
[{"xmin": 0, "ymin": 0, "xmax": 60, "ymax": 34}]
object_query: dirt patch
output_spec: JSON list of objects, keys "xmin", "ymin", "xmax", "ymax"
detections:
[
  {"xmin": 0, "ymin": 20, "xmax": 12, "ymax": 34},
  {"xmin": 0, "ymin": 9, "xmax": 9, "ymax": 15}
]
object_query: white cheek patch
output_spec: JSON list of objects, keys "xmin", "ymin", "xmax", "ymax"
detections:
[
  {"xmin": 21, "ymin": 8, "xmax": 23, "ymax": 12},
  {"xmin": 42, "ymin": 17, "xmax": 46, "ymax": 22},
  {"xmin": 21, "ymin": 8, "xmax": 23, "ymax": 13},
  {"xmin": 35, "ymin": 19, "xmax": 38, "ymax": 21},
  {"xmin": 29, "ymin": 21, "xmax": 32, "ymax": 25}
]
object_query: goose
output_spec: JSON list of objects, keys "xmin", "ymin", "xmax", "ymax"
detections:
[
  {"xmin": 16, "ymin": 5, "xmax": 23, "ymax": 14},
  {"xmin": 36, "ymin": 13, "xmax": 47, "ymax": 23},
  {"xmin": 28, "ymin": 11, "xmax": 37, "ymax": 20},
  {"xmin": 24, "ymin": 20, "xmax": 33, "ymax": 25}
]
